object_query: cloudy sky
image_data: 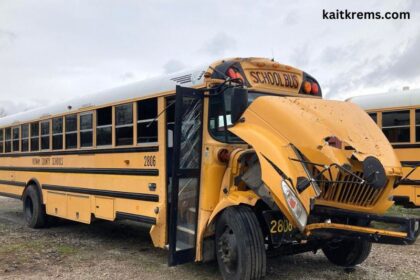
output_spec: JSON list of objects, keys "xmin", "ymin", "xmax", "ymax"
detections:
[{"xmin": 0, "ymin": 0, "xmax": 419, "ymax": 115}]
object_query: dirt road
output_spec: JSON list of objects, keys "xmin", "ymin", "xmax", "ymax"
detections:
[{"xmin": 0, "ymin": 197, "xmax": 418, "ymax": 280}]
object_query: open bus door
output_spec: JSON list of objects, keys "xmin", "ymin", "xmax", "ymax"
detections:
[{"xmin": 168, "ymin": 86, "xmax": 204, "ymax": 266}]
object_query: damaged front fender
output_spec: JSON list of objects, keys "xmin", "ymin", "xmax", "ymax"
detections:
[{"xmin": 228, "ymin": 118, "xmax": 317, "ymax": 231}]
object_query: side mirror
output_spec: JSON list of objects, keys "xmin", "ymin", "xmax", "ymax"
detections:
[{"xmin": 230, "ymin": 87, "xmax": 248, "ymax": 123}]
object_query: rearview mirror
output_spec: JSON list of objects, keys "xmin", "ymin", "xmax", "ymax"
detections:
[{"xmin": 230, "ymin": 87, "xmax": 248, "ymax": 123}]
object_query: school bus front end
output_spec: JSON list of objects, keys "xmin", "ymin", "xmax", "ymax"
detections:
[{"xmin": 195, "ymin": 58, "xmax": 419, "ymax": 279}]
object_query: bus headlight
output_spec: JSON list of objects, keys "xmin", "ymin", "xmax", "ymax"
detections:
[{"xmin": 281, "ymin": 180, "xmax": 308, "ymax": 232}]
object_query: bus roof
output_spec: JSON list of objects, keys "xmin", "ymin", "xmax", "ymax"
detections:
[
  {"xmin": 0, "ymin": 64, "xmax": 208, "ymax": 127},
  {"xmin": 0, "ymin": 57, "xmax": 313, "ymax": 127},
  {"xmin": 347, "ymin": 88, "xmax": 420, "ymax": 110}
]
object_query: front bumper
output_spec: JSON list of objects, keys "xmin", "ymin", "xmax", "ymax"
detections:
[{"xmin": 306, "ymin": 206, "xmax": 420, "ymax": 245}]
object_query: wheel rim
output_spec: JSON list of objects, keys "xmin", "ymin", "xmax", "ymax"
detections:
[
  {"xmin": 24, "ymin": 196, "xmax": 34, "ymax": 222},
  {"xmin": 218, "ymin": 225, "xmax": 238, "ymax": 274}
]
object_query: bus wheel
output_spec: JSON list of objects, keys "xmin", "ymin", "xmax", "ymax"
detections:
[
  {"xmin": 322, "ymin": 239, "xmax": 372, "ymax": 267},
  {"xmin": 215, "ymin": 206, "xmax": 266, "ymax": 280},
  {"xmin": 22, "ymin": 185, "xmax": 47, "ymax": 228}
]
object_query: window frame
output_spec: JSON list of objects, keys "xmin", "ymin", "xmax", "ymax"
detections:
[
  {"xmin": 381, "ymin": 109, "xmax": 411, "ymax": 144},
  {"xmin": 65, "ymin": 114, "xmax": 78, "ymax": 150},
  {"xmin": 12, "ymin": 126, "xmax": 20, "ymax": 152},
  {"xmin": 115, "ymin": 103, "xmax": 134, "ymax": 147},
  {"xmin": 40, "ymin": 120, "xmax": 51, "ymax": 151},
  {"xmin": 21, "ymin": 124, "xmax": 29, "ymax": 152},
  {"xmin": 0, "ymin": 128, "xmax": 3, "ymax": 153},
  {"xmin": 415, "ymin": 109, "xmax": 420, "ymax": 143},
  {"xmin": 4, "ymin": 127, "xmax": 11, "ymax": 153},
  {"xmin": 79, "ymin": 111, "xmax": 94, "ymax": 149},
  {"xmin": 137, "ymin": 98, "xmax": 159, "ymax": 146},
  {"xmin": 52, "ymin": 117, "xmax": 64, "ymax": 150},
  {"xmin": 367, "ymin": 112, "xmax": 378, "ymax": 124},
  {"xmin": 30, "ymin": 122, "xmax": 40, "ymax": 152},
  {"xmin": 96, "ymin": 106, "xmax": 113, "ymax": 147}
]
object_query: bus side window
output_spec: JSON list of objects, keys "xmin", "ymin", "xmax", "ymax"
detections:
[
  {"xmin": 0, "ymin": 129, "xmax": 3, "ymax": 153},
  {"xmin": 30, "ymin": 122, "xmax": 39, "ymax": 151},
  {"xmin": 12, "ymin": 127, "xmax": 20, "ymax": 152},
  {"xmin": 65, "ymin": 114, "xmax": 78, "ymax": 149},
  {"xmin": 115, "ymin": 103, "xmax": 133, "ymax": 146},
  {"xmin": 137, "ymin": 98, "xmax": 158, "ymax": 144},
  {"xmin": 5, "ymin": 128, "xmax": 11, "ymax": 153},
  {"xmin": 40, "ymin": 121, "xmax": 50, "ymax": 150},
  {"xmin": 80, "ymin": 112, "xmax": 93, "ymax": 148},
  {"xmin": 21, "ymin": 124, "xmax": 29, "ymax": 152},
  {"xmin": 97, "ymin": 107, "xmax": 112, "ymax": 146},
  {"xmin": 52, "ymin": 117, "xmax": 63, "ymax": 150},
  {"xmin": 416, "ymin": 109, "xmax": 420, "ymax": 142},
  {"xmin": 368, "ymin": 112, "xmax": 377, "ymax": 124},
  {"xmin": 382, "ymin": 110, "xmax": 410, "ymax": 143}
]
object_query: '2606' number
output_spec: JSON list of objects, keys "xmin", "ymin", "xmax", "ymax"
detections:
[
  {"xmin": 270, "ymin": 219, "xmax": 293, "ymax": 234},
  {"xmin": 144, "ymin": 155, "xmax": 156, "ymax": 167}
]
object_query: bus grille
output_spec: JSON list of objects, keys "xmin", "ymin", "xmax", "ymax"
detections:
[{"xmin": 316, "ymin": 171, "xmax": 384, "ymax": 207}]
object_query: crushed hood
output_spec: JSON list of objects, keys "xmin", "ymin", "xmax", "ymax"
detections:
[{"xmin": 230, "ymin": 96, "xmax": 401, "ymax": 170}]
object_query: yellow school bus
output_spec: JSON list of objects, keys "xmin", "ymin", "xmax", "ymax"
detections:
[
  {"xmin": 348, "ymin": 89, "xmax": 420, "ymax": 208},
  {"xmin": 0, "ymin": 58, "xmax": 418, "ymax": 280}
]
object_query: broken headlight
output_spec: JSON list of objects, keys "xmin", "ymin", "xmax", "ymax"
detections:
[{"xmin": 281, "ymin": 180, "xmax": 308, "ymax": 232}]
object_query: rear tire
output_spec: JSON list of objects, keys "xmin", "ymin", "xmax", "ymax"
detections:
[
  {"xmin": 215, "ymin": 206, "xmax": 266, "ymax": 280},
  {"xmin": 22, "ymin": 185, "xmax": 47, "ymax": 228},
  {"xmin": 322, "ymin": 239, "xmax": 372, "ymax": 267}
]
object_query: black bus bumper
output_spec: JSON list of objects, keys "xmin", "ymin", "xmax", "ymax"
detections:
[{"xmin": 306, "ymin": 206, "xmax": 420, "ymax": 245}]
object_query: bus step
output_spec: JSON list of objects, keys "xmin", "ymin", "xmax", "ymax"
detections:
[
  {"xmin": 176, "ymin": 241, "xmax": 192, "ymax": 251},
  {"xmin": 177, "ymin": 225, "xmax": 195, "ymax": 235},
  {"xmin": 177, "ymin": 224, "xmax": 196, "ymax": 245}
]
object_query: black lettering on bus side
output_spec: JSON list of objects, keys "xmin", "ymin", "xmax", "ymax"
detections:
[
  {"xmin": 42, "ymin": 158, "xmax": 50, "ymax": 165},
  {"xmin": 144, "ymin": 155, "xmax": 156, "ymax": 167},
  {"xmin": 52, "ymin": 157, "xmax": 64, "ymax": 166},
  {"xmin": 273, "ymin": 72, "xmax": 284, "ymax": 86},
  {"xmin": 266, "ymin": 72, "xmax": 274, "ymax": 85},
  {"xmin": 291, "ymin": 74, "xmax": 299, "ymax": 88},
  {"xmin": 283, "ymin": 74, "xmax": 290, "ymax": 87},
  {"xmin": 250, "ymin": 71, "xmax": 259, "ymax": 83}
]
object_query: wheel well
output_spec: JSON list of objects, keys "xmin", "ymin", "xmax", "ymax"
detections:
[
  {"xmin": 210, "ymin": 201, "xmax": 272, "ymax": 236},
  {"xmin": 24, "ymin": 178, "xmax": 44, "ymax": 203}
]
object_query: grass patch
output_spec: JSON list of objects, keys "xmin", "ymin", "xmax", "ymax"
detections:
[
  {"xmin": 386, "ymin": 206, "xmax": 420, "ymax": 218},
  {"xmin": 56, "ymin": 244, "xmax": 78, "ymax": 255},
  {"xmin": 0, "ymin": 240, "xmax": 44, "ymax": 254},
  {"xmin": 371, "ymin": 205, "xmax": 420, "ymax": 230}
]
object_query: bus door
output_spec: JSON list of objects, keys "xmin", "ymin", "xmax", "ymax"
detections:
[{"xmin": 168, "ymin": 86, "xmax": 204, "ymax": 266}]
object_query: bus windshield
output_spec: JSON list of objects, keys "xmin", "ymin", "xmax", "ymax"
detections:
[{"xmin": 208, "ymin": 90, "xmax": 268, "ymax": 143}]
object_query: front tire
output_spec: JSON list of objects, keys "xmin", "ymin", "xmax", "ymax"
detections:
[
  {"xmin": 322, "ymin": 239, "xmax": 372, "ymax": 267},
  {"xmin": 215, "ymin": 206, "xmax": 266, "ymax": 280},
  {"xmin": 22, "ymin": 185, "xmax": 47, "ymax": 228}
]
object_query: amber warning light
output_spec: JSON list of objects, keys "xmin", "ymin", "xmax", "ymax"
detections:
[{"xmin": 301, "ymin": 80, "xmax": 320, "ymax": 95}]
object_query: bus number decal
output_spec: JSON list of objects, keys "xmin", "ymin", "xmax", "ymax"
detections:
[
  {"xmin": 270, "ymin": 219, "xmax": 293, "ymax": 234},
  {"xmin": 144, "ymin": 155, "xmax": 156, "ymax": 167}
]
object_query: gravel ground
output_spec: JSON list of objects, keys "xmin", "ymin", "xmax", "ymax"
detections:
[{"xmin": 0, "ymin": 197, "xmax": 418, "ymax": 280}]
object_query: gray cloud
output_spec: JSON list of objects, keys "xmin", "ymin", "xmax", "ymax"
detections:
[
  {"xmin": 120, "ymin": 72, "xmax": 136, "ymax": 81},
  {"xmin": 0, "ymin": 28, "xmax": 16, "ymax": 48},
  {"xmin": 0, "ymin": 0, "xmax": 419, "ymax": 105},
  {"xmin": 0, "ymin": 99, "xmax": 46, "ymax": 117},
  {"xmin": 200, "ymin": 32, "xmax": 236, "ymax": 56},
  {"xmin": 282, "ymin": 10, "xmax": 299, "ymax": 26},
  {"xmin": 163, "ymin": 59, "xmax": 185, "ymax": 74},
  {"xmin": 289, "ymin": 44, "xmax": 310, "ymax": 68},
  {"xmin": 346, "ymin": 34, "xmax": 420, "ymax": 94}
]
